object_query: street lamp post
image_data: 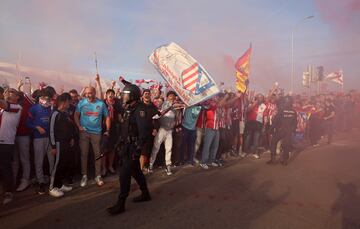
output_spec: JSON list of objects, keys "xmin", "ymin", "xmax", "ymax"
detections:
[{"xmin": 291, "ymin": 15, "xmax": 314, "ymax": 93}]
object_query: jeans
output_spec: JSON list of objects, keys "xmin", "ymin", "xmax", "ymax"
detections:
[
  {"xmin": 201, "ymin": 128, "xmax": 220, "ymax": 164},
  {"xmin": 244, "ymin": 121, "xmax": 262, "ymax": 155},
  {"xmin": 181, "ymin": 127, "xmax": 197, "ymax": 164}
]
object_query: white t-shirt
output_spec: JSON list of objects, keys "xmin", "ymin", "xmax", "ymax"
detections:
[
  {"xmin": 256, "ymin": 103, "xmax": 267, "ymax": 123},
  {"xmin": 0, "ymin": 102, "xmax": 22, "ymax": 145}
]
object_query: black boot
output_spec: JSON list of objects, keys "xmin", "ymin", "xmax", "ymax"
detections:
[
  {"xmin": 132, "ymin": 191, "xmax": 151, "ymax": 203},
  {"xmin": 107, "ymin": 200, "xmax": 125, "ymax": 215}
]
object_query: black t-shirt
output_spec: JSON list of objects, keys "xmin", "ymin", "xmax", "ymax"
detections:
[
  {"xmin": 324, "ymin": 105, "xmax": 335, "ymax": 119},
  {"xmin": 141, "ymin": 102, "xmax": 161, "ymax": 136}
]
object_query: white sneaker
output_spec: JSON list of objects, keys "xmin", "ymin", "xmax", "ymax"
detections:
[
  {"xmin": 193, "ymin": 158, "xmax": 200, "ymax": 164},
  {"xmin": 16, "ymin": 179, "xmax": 30, "ymax": 192},
  {"xmin": 200, "ymin": 164, "xmax": 209, "ymax": 170},
  {"xmin": 211, "ymin": 162, "xmax": 219, "ymax": 167},
  {"xmin": 80, "ymin": 175, "xmax": 88, "ymax": 187},
  {"xmin": 49, "ymin": 188, "xmax": 64, "ymax": 198},
  {"xmin": 59, "ymin": 185, "xmax": 73, "ymax": 192},
  {"xmin": 95, "ymin": 176, "xmax": 104, "ymax": 187},
  {"xmin": 165, "ymin": 165, "xmax": 172, "ymax": 176},
  {"xmin": 240, "ymin": 152, "xmax": 247, "ymax": 158},
  {"xmin": 252, "ymin": 154, "xmax": 260, "ymax": 159},
  {"xmin": 2, "ymin": 192, "xmax": 13, "ymax": 205}
]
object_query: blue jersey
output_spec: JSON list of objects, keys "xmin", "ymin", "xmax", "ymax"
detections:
[
  {"xmin": 26, "ymin": 104, "xmax": 52, "ymax": 139},
  {"xmin": 76, "ymin": 99, "xmax": 109, "ymax": 134}
]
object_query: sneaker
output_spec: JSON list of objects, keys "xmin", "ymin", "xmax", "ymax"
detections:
[
  {"xmin": 216, "ymin": 160, "xmax": 224, "ymax": 167},
  {"xmin": 49, "ymin": 188, "xmax": 64, "ymax": 198},
  {"xmin": 80, "ymin": 175, "xmax": 88, "ymax": 187},
  {"xmin": 252, "ymin": 154, "xmax": 260, "ymax": 159},
  {"xmin": 59, "ymin": 185, "xmax": 73, "ymax": 192},
  {"xmin": 95, "ymin": 176, "xmax": 104, "ymax": 187},
  {"xmin": 211, "ymin": 162, "xmax": 219, "ymax": 167},
  {"xmin": 239, "ymin": 152, "xmax": 247, "ymax": 158},
  {"xmin": 147, "ymin": 164, "xmax": 154, "ymax": 174},
  {"xmin": 165, "ymin": 165, "xmax": 172, "ymax": 176},
  {"xmin": 38, "ymin": 183, "xmax": 46, "ymax": 195},
  {"xmin": 2, "ymin": 192, "xmax": 13, "ymax": 205},
  {"xmin": 199, "ymin": 163, "xmax": 209, "ymax": 170},
  {"xmin": 193, "ymin": 158, "xmax": 200, "ymax": 164},
  {"xmin": 313, "ymin": 144, "xmax": 320, "ymax": 147},
  {"xmin": 16, "ymin": 179, "xmax": 31, "ymax": 192}
]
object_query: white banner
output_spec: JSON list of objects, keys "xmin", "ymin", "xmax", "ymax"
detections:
[
  {"xmin": 326, "ymin": 70, "xmax": 343, "ymax": 85},
  {"xmin": 149, "ymin": 42, "xmax": 220, "ymax": 106}
]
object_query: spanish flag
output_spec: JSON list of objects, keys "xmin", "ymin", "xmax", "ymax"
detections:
[{"xmin": 235, "ymin": 44, "xmax": 252, "ymax": 93}]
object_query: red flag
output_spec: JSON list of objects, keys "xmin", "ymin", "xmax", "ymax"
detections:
[{"xmin": 235, "ymin": 44, "xmax": 252, "ymax": 93}]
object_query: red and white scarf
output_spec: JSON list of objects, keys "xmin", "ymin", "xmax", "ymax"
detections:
[{"xmin": 106, "ymin": 98, "xmax": 115, "ymax": 120}]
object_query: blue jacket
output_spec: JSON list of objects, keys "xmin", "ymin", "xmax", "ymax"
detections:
[{"xmin": 26, "ymin": 104, "xmax": 52, "ymax": 139}]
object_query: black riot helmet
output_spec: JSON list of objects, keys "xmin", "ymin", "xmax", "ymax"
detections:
[
  {"xmin": 122, "ymin": 84, "xmax": 141, "ymax": 104},
  {"xmin": 282, "ymin": 95, "xmax": 293, "ymax": 110}
]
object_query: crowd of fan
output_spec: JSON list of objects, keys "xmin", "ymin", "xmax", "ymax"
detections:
[{"xmin": 0, "ymin": 74, "xmax": 359, "ymax": 205}]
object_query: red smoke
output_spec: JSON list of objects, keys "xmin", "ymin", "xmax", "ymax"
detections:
[{"xmin": 314, "ymin": 0, "xmax": 360, "ymax": 30}]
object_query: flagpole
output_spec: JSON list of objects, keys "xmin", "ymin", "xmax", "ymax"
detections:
[
  {"xmin": 93, "ymin": 51, "xmax": 99, "ymax": 86},
  {"xmin": 17, "ymin": 50, "xmax": 22, "ymax": 80}
]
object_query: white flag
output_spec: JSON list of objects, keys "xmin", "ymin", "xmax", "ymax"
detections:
[
  {"xmin": 325, "ymin": 70, "xmax": 343, "ymax": 85},
  {"xmin": 149, "ymin": 42, "xmax": 220, "ymax": 106}
]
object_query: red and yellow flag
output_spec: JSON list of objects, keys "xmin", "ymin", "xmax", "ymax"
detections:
[{"xmin": 235, "ymin": 44, "xmax": 252, "ymax": 93}]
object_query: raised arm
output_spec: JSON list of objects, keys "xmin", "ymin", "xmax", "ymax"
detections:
[
  {"xmin": 118, "ymin": 76, "xmax": 132, "ymax": 86},
  {"xmin": 95, "ymin": 74, "xmax": 104, "ymax": 100},
  {"xmin": 17, "ymin": 79, "xmax": 24, "ymax": 92},
  {"xmin": 0, "ymin": 89, "xmax": 7, "ymax": 109}
]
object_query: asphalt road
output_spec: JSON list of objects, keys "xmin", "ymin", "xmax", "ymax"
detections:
[{"xmin": 1, "ymin": 130, "xmax": 360, "ymax": 229}]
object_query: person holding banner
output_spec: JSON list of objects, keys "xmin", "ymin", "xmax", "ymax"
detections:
[{"xmin": 148, "ymin": 91, "xmax": 178, "ymax": 175}]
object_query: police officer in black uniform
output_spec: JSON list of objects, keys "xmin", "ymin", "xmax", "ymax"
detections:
[
  {"xmin": 267, "ymin": 96, "xmax": 297, "ymax": 166},
  {"xmin": 107, "ymin": 83, "xmax": 151, "ymax": 215}
]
